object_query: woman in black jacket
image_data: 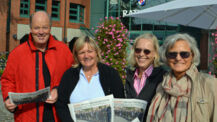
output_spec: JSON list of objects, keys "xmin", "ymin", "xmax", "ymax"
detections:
[
  {"xmin": 56, "ymin": 36, "xmax": 124, "ymax": 122},
  {"xmin": 125, "ymin": 33, "xmax": 166, "ymax": 122}
]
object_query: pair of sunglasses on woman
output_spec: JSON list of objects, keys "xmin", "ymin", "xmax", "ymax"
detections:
[
  {"xmin": 167, "ymin": 51, "xmax": 191, "ymax": 59},
  {"xmin": 135, "ymin": 48, "xmax": 151, "ymax": 55}
]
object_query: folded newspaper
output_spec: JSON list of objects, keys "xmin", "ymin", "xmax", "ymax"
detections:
[
  {"xmin": 114, "ymin": 98, "xmax": 147, "ymax": 122},
  {"xmin": 8, "ymin": 87, "xmax": 50, "ymax": 105},
  {"xmin": 68, "ymin": 95, "xmax": 147, "ymax": 122},
  {"xmin": 68, "ymin": 95, "xmax": 114, "ymax": 122}
]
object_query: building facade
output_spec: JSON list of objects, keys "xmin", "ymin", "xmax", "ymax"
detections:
[
  {"xmin": 0, "ymin": 0, "xmax": 91, "ymax": 51},
  {"xmin": 0, "ymin": 0, "xmax": 209, "ymax": 70}
]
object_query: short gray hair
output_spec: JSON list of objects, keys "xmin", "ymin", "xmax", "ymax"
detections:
[
  {"xmin": 29, "ymin": 11, "xmax": 52, "ymax": 28},
  {"xmin": 160, "ymin": 33, "xmax": 200, "ymax": 66},
  {"xmin": 128, "ymin": 33, "xmax": 161, "ymax": 70}
]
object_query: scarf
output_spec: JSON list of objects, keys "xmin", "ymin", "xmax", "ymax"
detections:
[{"xmin": 147, "ymin": 71, "xmax": 192, "ymax": 122}]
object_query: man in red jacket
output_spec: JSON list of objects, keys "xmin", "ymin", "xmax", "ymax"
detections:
[{"xmin": 1, "ymin": 11, "xmax": 74, "ymax": 122}]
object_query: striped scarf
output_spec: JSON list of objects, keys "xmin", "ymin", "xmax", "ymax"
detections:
[{"xmin": 147, "ymin": 73, "xmax": 191, "ymax": 122}]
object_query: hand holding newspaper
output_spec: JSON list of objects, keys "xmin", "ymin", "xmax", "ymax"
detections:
[
  {"xmin": 68, "ymin": 95, "xmax": 147, "ymax": 122},
  {"xmin": 8, "ymin": 87, "xmax": 50, "ymax": 105}
]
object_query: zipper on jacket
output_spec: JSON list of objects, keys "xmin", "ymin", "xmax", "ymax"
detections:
[{"xmin": 36, "ymin": 51, "xmax": 39, "ymax": 122}]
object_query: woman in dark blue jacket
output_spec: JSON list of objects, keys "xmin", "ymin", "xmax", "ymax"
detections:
[
  {"xmin": 125, "ymin": 33, "xmax": 166, "ymax": 122},
  {"xmin": 56, "ymin": 36, "xmax": 124, "ymax": 122}
]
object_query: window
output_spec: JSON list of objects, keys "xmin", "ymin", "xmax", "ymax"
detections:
[
  {"xmin": 20, "ymin": 0, "xmax": 30, "ymax": 17},
  {"xmin": 35, "ymin": 0, "xmax": 47, "ymax": 11},
  {"xmin": 52, "ymin": 0, "xmax": 60, "ymax": 20},
  {"xmin": 69, "ymin": 3, "xmax": 84, "ymax": 23}
]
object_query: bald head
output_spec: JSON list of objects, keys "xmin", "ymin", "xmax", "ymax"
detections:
[{"xmin": 30, "ymin": 11, "xmax": 52, "ymax": 28}]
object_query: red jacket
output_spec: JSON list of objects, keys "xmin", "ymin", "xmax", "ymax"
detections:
[{"xmin": 1, "ymin": 34, "xmax": 74, "ymax": 122}]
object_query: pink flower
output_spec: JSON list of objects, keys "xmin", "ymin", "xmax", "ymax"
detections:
[
  {"xmin": 117, "ymin": 38, "xmax": 123, "ymax": 42},
  {"xmin": 95, "ymin": 29, "xmax": 98, "ymax": 33},
  {"xmin": 104, "ymin": 39, "xmax": 108, "ymax": 42},
  {"xmin": 105, "ymin": 62, "xmax": 110, "ymax": 66},
  {"xmin": 109, "ymin": 32, "xmax": 113, "ymax": 35},
  {"xmin": 116, "ymin": 43, "xmax": 121, "ymax": 47}
]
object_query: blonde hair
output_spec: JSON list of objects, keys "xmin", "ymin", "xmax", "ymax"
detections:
[
  {"xmin": 128, "ymin": 33, "xmax": 161, "ymax": 70},
  {"xmin": 72, "ymin": 36, "xmax": 102, "ymax": 67}
]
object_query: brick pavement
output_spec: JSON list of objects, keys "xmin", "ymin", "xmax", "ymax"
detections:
[{"xmin": 0, "ymin": 85, "xmax": 14, "ymax": 122}]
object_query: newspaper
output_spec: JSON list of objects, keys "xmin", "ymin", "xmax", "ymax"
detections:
[
  {"xmin": 68, "ymin": 95, "xmax": 147, "ymax": 122},
  {"xmin": 8, "ymin": 87, "xmax": 50, "ymax": 105},
  {"xmin": 68, "ymin": 95, "xmax": 114, "ymax": 122},
  {"xmin": 114, "ymin": 98, "xmax": 147, "ymax": 122}
]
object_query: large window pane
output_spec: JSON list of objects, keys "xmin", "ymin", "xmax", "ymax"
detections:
[
  {"xmin": 52, "ymin": 0, "xmax": 60, "ymax": 20},
  {"xmin": 69, "ymin": 3, "xmax": 84, "ymax": 23},
  {"xmin": 20, "ymin": 0, "xmax": 30, "ymax": 18},
  {"xmin": 35, "ymin": 0, "xmax": 47, "ymax": 11}
]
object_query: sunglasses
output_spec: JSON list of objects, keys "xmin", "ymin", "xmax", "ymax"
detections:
[
  {"xmin": 167, "ymin": 51, "xmax": 191, "ymax": 59},
  {"xmin": 135, "ymin": 48, "xmax": 151, "ymax": 55}
]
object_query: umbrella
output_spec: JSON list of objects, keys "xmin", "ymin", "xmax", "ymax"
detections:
[{"xmin": 127, "ymin": 0, "xmax": 217, "ymax": 30}]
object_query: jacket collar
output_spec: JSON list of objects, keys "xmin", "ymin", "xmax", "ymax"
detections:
[
  {"xmin": 27, "ymin": 33, "xmax": 56, "ymax": 52},
  {"xmin": 185, "ymin": 64, "xmax": 199, "ymax": 83},
  {"xmin": 127, "ymin": 66, "xmax": 164, "ymax": 86}
]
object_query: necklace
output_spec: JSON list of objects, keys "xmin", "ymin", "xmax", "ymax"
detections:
[{"xmin": 83, "ymin": 67, "xmax": 98, "ymax": 79}]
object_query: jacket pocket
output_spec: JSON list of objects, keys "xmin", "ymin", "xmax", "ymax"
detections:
[{"xmin": 195, "ymin": 98, "xmax": 208, "ymax": 122}]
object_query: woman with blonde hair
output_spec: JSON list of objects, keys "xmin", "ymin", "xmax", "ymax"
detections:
[
  {"xmin": 125, "ymin": 33, "xmax": 166, "ymax": 122},
  {"xmin": 56, "ymin": 36, "xmax": 124, "ymax": 122}
]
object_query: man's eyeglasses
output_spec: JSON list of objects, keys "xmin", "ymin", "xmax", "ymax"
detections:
[
  {"xmin": 135, "ymin": 48, "xmax": 151, "ymax": 55},
  {"xmin": 167, "ymin": 51, "xmax": 191, "ymax": 59}
]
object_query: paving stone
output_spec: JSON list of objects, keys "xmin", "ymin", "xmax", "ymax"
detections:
[{"xmin": 0, "ymin": 85, "xmax": 14, "ymax": 122}]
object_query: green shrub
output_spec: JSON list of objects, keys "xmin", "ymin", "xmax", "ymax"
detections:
[
  {"xmin": 0, "ymin": 52, "xmax": 8, "ymax": 77},
  {"xmin": 0, "ymin": 69, "xmax": 3, "ymax": 77},
  {"xmin": 94, "ymin": 17, "xmax": 130, "ymax": 83},
  {"xmin": 209, "ymin": 32, "xmax": 217, "ymax": 77}
]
